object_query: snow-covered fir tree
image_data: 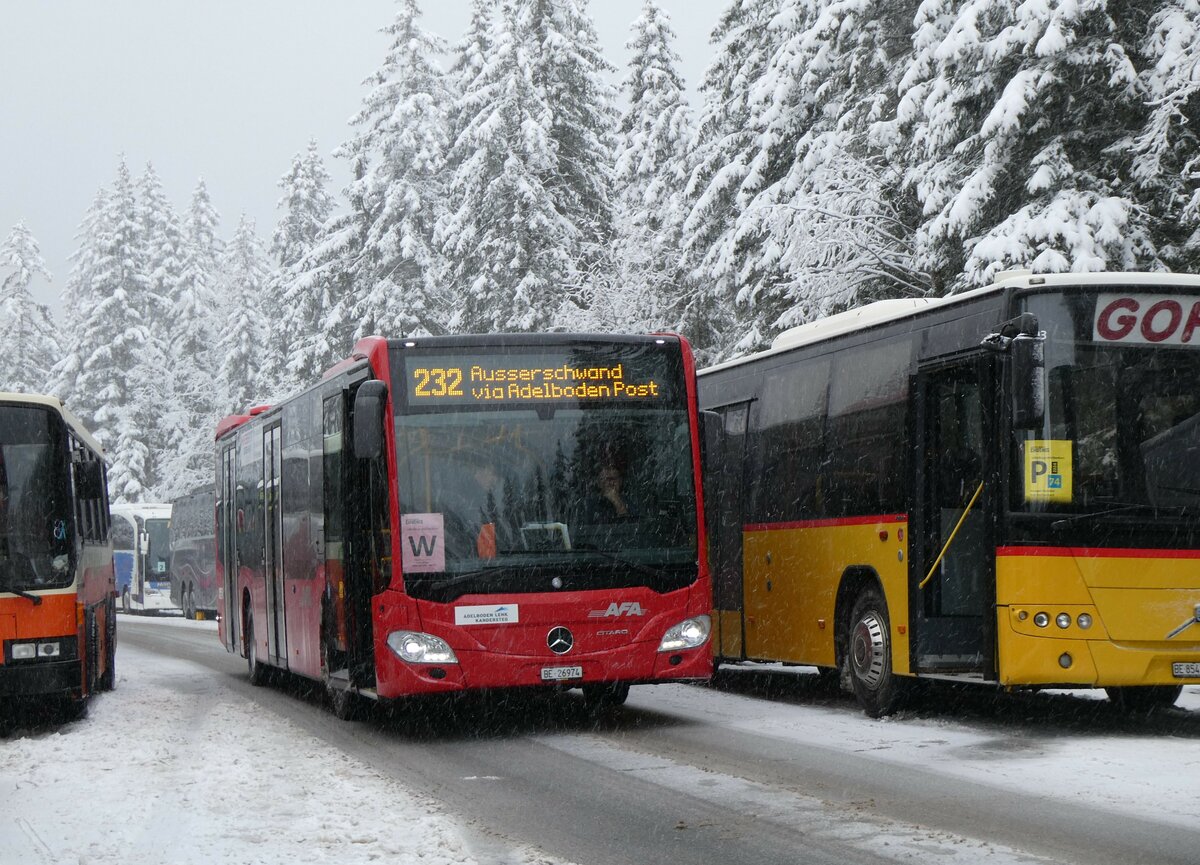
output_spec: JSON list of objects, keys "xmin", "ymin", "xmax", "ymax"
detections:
[
  {"xmin": 438, "ymin": 1, "xmax": 578, "ymax": 332},
  {"xmin": 722, "ymin": 0, "xmax": 928, "ymax": 350},
  {"xmin": 524, "ymin": 0, "xmax": 620, "ymax": 304},
  {"xmin": 445, "ymin": 0, "xmax": 493, "ymax": 167},
  {"xmin": 160, "ymin": 178, "xmax": 223, "ymax": 498},
  {"xmin": 50, "ymin": 160, "xmax": 155, "ymax": 502},
  {"xmin": 886, "ymin": 0, "xmax": 1162, "ymax": 290},
  {"xmin": 0, "ymin": 221, "xmax": 59, "ymax": 393},
  {"xmin": 48, "ymin": 190, "xmax": 108, "ymax": 425},
  {"xmin": 681, "ymin": 0, "xmax": 783, "ymax": 359},
  {"xmin": 136, "ymin": 163, "xmax": 186, "ymax": 496},
  {"xmin": 602, "ymin": 0, "xmax": 692, "ymax": 334},
  {"xmin": 218, "ymin": 214, "xmax": 270, "ymax": 418},
  {"xmin": 1127, "ymin": 0, "xmax": 1200, "ymax": 271},
  {"xmin": 266, "ymin": 139, "xmax": 335, "ymax": 393},
  {"xmin": 345, "ymin": 0, "xmax": 451, "ymax": 339}
]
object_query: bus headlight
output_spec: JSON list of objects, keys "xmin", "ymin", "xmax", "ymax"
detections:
[
  {"xmin": 386, "ymin": 631, "xmax": 458, "ymax": 665},
  {"xmin": 8, "ymin": 641, "xmax": 61, "ymax": 661},
  {"xmin": 658, "ymin": 615, "xmax": 711, "ymax": 652}
]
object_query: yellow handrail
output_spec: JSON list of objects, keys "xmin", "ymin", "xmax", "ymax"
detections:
[{"xmin": 919, "ymin": 480, "xmax": 984, "ymax": 590}]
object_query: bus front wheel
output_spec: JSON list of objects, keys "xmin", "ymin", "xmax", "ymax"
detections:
[
  {"xmin": 847, "ymin": 585, "xmax": 906, "ymax": 718},
  {"xmin": 245, "ymin": 610, "xmax": 267, "ymax": 686},
  {"xmin": 1105, "ymin": 685, "xmax": 1182, "ymax": 712},
  {"xmin": 582, "ymin": 682, "xmax": 630, "ymax": 712}
]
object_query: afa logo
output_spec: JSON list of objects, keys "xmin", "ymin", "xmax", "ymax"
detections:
[{"xmin": 589, "ymin": 601, "xmax": 646, "ymax": 618}]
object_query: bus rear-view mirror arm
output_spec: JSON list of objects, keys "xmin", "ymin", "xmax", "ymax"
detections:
[{"xmin": 982, "ymin": 313, "xmax": 1045, "ymax": 430}]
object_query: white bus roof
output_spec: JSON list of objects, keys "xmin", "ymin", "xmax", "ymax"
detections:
[
  {"xmin": 0, "ymin": 390, "xmax": 106, "ymax": 455},
  {"xmin": 701, "ymin": 271, "xmax": 1200, "ymax": 376}
]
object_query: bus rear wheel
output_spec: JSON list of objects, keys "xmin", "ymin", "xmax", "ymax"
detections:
[
  {"xmin": 183, "ymin": 587, "xmax": 196, "ymax": 620},
  {"xmin": 1105, "ymin": 685, "xmax": 1182, "ymax": 712},
  {"xmin": 847, "ymin": 585, "xmax": 906, "ymax": 718}
]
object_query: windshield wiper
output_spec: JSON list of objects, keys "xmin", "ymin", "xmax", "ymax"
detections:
[
  {"xmin": 428, "ymin": 566, "xmax": 525, "ymax": 592},
  {"xmin": 566, "ymin": 547, "xmax": 674, "ymax": 580},
  {"xmin": 1051, "ymin": 503, "xmax": 1191, "ymax": 530},
  {"xmin": 0, "ymin": 585, "xmax": 42, "ymax": 605}
]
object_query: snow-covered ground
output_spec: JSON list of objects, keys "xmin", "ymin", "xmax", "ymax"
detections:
[
  {"xmin": 0, "ymin": 619, "xmax": 558, "ymax": 865},
  {"xmin": 3, "ymin": 617, "xmax": 1198, "ymax": 864}
]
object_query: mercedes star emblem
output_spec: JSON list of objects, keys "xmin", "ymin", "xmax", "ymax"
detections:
[{"xmin": 547, "ymin": 626, "xmax": 574, "ymax": 655}]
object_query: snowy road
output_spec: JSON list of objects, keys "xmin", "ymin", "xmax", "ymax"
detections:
[{"xmin": 3, "ymin": 616, "xmax": 1199, "ymax": 865}]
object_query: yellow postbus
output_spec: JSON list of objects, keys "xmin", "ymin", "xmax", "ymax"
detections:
[{"xmin": 699, "ymin": 272, "xmax": 1200, "ymax": 716}]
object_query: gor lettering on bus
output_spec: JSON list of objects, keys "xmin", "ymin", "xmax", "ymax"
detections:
[{"xmin": 1094, "ymin": 293, "xmax": 1200, "ymax": 346}]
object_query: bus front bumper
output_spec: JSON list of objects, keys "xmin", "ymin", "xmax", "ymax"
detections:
[
  {"xmin": 373, "ymin": 640, "xmax": 712, "ymax": 699},
  {"xmin": 0, "ymin": 659, "xmax": 82, "ymax": 698},
  {"xmin": 998, "ymin": 606, "xmax": 1200, "ymax": 687}
]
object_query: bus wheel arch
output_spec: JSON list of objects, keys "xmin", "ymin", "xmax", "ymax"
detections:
[{"xmin": 838, "ymin": 570, "xmax": 906, "ymax": 718}]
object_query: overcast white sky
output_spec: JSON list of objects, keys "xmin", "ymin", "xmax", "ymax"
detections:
[{"xmin": 0, "ymin": 1, "xmax": 726, "ymax": 312}]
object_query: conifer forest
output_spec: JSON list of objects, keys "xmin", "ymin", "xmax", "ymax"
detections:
[{"xmin": 1, "ymin": 0, "xmax": 1198, "ymax": 503}]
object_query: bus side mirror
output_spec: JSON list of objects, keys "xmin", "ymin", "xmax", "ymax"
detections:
[
  {"xmin": 73, "ymin": 460, "xmax": 105, "ymax": 499},
  {"xmin": 1011, "ymin": 332, "xmax": 1045, "ymax": 430},
  {"xmin": 699, "ymin": 410, "xmax": 723, "ymax": 468},
  {"xmin": 353, "ymin": 380, "xmax": 388, "ymax": 460}
]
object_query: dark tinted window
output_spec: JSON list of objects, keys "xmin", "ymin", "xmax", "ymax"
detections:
[{"xmin": 823, "ymin": 338, "xmax": 910, "ymax": 516}]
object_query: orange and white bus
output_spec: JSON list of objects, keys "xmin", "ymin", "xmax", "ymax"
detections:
[
  {"xmin": 0, "ymin": 393, "xmax": 114, "ymax": 719},
  {"xmin": 699, "ymin": 272, "xmax": 1200, "ymax": 716}
]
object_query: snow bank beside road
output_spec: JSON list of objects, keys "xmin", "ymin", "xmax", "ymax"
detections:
[{"xmin": 0, "ymin": 643, "xmax": 550, "ymax": 865}]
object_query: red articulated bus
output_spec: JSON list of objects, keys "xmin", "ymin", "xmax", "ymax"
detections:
[
  {"xmin": 0, "ymin": 393, "xmax": 115, "ymax": 720},
  {"xmin": 215, "ymin": 334, "xmax": 712, "ymax": 717}
]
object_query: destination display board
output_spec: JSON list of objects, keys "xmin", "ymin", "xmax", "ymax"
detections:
[{"xmin": 398, "ymin": 347, "xmax": 679, "ymax": 409}]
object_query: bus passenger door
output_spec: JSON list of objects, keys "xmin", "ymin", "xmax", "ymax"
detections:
[
  {"xmin": 219, "ymin": 446, "xmax": 239, "ymax": 651},
  {"xmin": 263, "ymin": 424, "xmax": 288, "ymax": 668},
  {"xmin": 708, "ymin": 402, "xmax": 750, "ymax": 660},
  {"xmin": 909, "ymin": 357, "xmax": 996, "ymax": 676}
]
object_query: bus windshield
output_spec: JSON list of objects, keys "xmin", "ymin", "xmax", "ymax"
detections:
[
  {"xmin": 0, "ymin": 406, "xmax": 74, "ymax": 592},
  {"xmin": 144, "ymin": 518, "xmax": 171, "ymax": 581},
  {"xmin": 392, "ymin": 343, "xmax": 697, "ymax": 599},
  {"xmin": 1014, "ymin": 290, "xmax": 1200, "ymax": 517}
]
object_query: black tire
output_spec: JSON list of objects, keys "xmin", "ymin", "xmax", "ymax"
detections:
[
  {"xmin": 1105, "ymin": 685, "xmax": 1182, "ymax": 712},
  {"xmin": 847, "ymin": 585, "xmax": 906, "ymax": 718},
  {"xmin": 582, "ymin": 682, "xmax": 631, "ymax": 711},
  {"xmin": 245, "ymin": 609, "xmax": 267, "ymax": 686},
  {"xmin": 324, "ymin": 639, "xmax": 360, "ymax": 721},
  {"xmin": 183, "ymin": 587, "xmax": 195, "ymax": 620},
  {"xmin": 98, "ymin": 600, "xmax": 116, "ymax": 691}
]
